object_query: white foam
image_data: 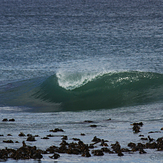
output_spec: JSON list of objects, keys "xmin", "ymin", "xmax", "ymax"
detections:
[{"xmin": 56, "ymin": 71, "xmax": 107, "ymax": 90}]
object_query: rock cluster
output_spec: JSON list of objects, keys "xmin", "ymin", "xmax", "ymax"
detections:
[{"xmin": 1, "ymin": 121, "xmax": 163, "ymax": 161}]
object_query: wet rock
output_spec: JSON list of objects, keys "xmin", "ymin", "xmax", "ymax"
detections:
[
  {"xmin": 82, "ymin": 151, "xmax": 91, "ymax": 157},
  {"xmin": 27, "ymin": 135, "xmax": 36, "ymax": 141},
  {"xmin": 81, "ymin": 133, "xmax": 85, "ymax": 136},
  {"xmin": 111, "ymin": 141, "xmax": 121, "ymax": 153},
  {"xmin": 132, "ymin": 122, "xmax": 143, "ymax": 126},
  {"xmin": 49, "ymin": 128, "xmax": 64, "ymax": 132},
  {"xmin": 27, "ymin": 134, "xmax": 32, "ymax": 137},
  {"xmin": 62, "ymin": 135, "xmax": 68, "ymax": 140},
  {"xmin": 72, "ymin": 138, "xmax": 80, "ymax": 141},
  {"xmin": 105, "ymin": 118, "xmax": 111, "ymax": 121},
  {"xmin": 18, "ymin": 132, "xmax": 26, "ymax": 137},
  {"xmin": 137, "ymin": 143, "xmax": 146, "ymax": 149},
  {"xmin": 0, "ymin": 149, "xmax": 8, "ymax": 161},
  {"xmin": 84, "ymin": 120, "xmax": 94, "ymax": 123},
  {"xmin": 92, "ymin": 149, "xmax": 104, "ymax": 156},
  {"xmin": 41, "ymin": 137, "xmax": 49, "ymax": 139},
  {"xmin": 2, "ymin": 118, "xmax": 8, "ymax": 122},
  {"xmin": 49, "ymin": 153, "xmax": 60, "ymax": 159},
  {"xmin": 34, "ymin": 135, "xmax": 39, "ymax": 137},
  {"xmin": 92, "ymin": 136, "xmax": 101, "ymax": 143},
  {"xmin": 3, "ymin": 140, "xmax": 14, "ymax": 143},
  {"xmin": 148, "ymin": 131, "xmax": 161, "ymax": 134},
  {"xmin": 90, "ymin": 125, "xmax": 97, "ymax": 127},
  {"xmin": 100, "ymin": 139, "xmax": 108, "ymax": 146},
  {"xmin": 88, "ymin": 144, "xmax": 95, "ymax": 149},
  {"xmin": 141, "ymin": 138, "xmax": 148, "ymax": 141},
  {"xmin": 139, "ymin": 134, "xmax": 144, "ymax": 137},
  {"xmin": 9, "ymin": 119, "xmax": 15, "ymax": 122},
  {"xmin": 22, "ymin": 141, "xmax": 26, "ymax": 147},
  {"xmin": 118, "ymin": 151, "xmax": 124, "ymax": 156},
  {"xmin": 121, "ymin": 148, "xmax": 130, "ymax": 152},
  {"xmin": 7, "ymin": 134, "xmax": 12, "ymax": 136},
  {"xmin": 146, "ymin": 142, "xmax": 157, "ymax": 149},
  {"xmin": 139, "ymin": 148, "xmax": 146, "ymax": 154},
  {"xmin": 47, "ymin": 134, "xmax": 54, "ymax": 137},
  {"xmin": 133, "ymin": 125, "xmax": 140, "ymax": 133},
  {"xmin": 148, "ymin": 136, "xmax": 154, "ymax": 142},
  {"xmin": 15, "ymin": 141, "xmax": 19, "ymax": 143},
  {"xmin": 101, "ymin": 147, "xmax": 114, "ymax": 154},
  {"xmin": 157, "ymin": 137, "xmax": 163, "ymax": 151},
  {"xmin": 132, "ymin": 122, "xmax": 143, "ymax": 133},
  {"xmin": 0, "ymin": 134, "xmax": 4, "ymax": 136},
  {"xmin": 111, "ymin": 141, "xmax": 124, "ymax": 156},
  {"xmin": 128, "ymin": 142, "xmax": 136, "ymax": 148},
  {"xmin": 46, "ymin": 146, "xmax": 58, "ymax": 154}
]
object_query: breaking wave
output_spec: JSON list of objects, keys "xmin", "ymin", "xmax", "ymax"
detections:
[{"xmin": 0, "ymin": 71, "xmax": 163, "ymax": 112}]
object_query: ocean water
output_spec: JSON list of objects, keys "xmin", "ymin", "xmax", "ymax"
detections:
[{"xmin": 0, "ymin": 0, "xmax": 163, "ymax": 162}]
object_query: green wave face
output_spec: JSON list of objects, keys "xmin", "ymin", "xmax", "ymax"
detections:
[{"xmin": 32, "ymin": 71, "xmax": 163, "ymax": 111}]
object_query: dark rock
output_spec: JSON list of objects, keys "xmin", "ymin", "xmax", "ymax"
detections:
[
  {"xmin": 47, "ymin": 134, "xmax": 54, "ymax": 137},
  {"xmin": 81, "ymin": 133, "xmax": 85, "ymax": 136},
  {"xmin": 105, "ymin": 118, "xmax": 111, "ymax": 121},
  {"xmin": 7, "ymin": 134, "xmax": 12, "ymax": 136},
  {"xmin": 27, "ymin": 135, "xmax": 36, "ymax": 141},
  {"xmin": 100, "ymin": 139, "xmax": 108, "ymax": 146},
  {"xmin": 9, "ymin": 119, "xmax": 15, "ymax": 122},
  {"xmin": 62, "ymin": 135, "xmax": 68, "ymax": 140},
  {"xmin": 139, "ymin": 134, "xmax": 144, "ymax": 137},
  {"xmin": 146, "ymin": 142, "xmax": 157, "ymax": 149},
  {"xmin": 111, "ymin": 141, "xmax": 121, "ymax": 153},
  {"xmin": 3, "ymin": 140, "xmax": 14, "ymax": 143},
  {"xmin": 18, "ymin": 132, "xmax": 26, "ymax": 137},
  {"xmin": 46, "ymin": 146, "xmax": 58, "ymax": 154},
  {"xmin": 34, "ymin": 135, "xmax": 39, "ymax": 137},
  {"xmin": 72, "ymin": 138, "xmax": 80, "ymax": 141},
  {"xmin": 49, "ymin": 153, "xmax": 60, "ymax": 159},
  {"xmin": 27, "ymin": 134, "xmax": 32, "ymax": 137},
  {"xmin": 2, "ymin": 118, "xmax": 8, "ymax": 122},
  {"xmin": 139, "ymin": 148, "xmax": 146, "ymax": 154},
  {"xmin": 49, "ymin": 128, "xmax": 64, "ymax": 132},
  {"xmin": 101, "ymin": 147, "xmax": 114, "ymax": 154},
  {"xmin": 92, "ymin": 149, "xmax": 104, "ymax": 156},
  {"xmin": 141, "ymin": 138, "xmax": 148, "ymax": 141},
  {"xmin": 84, "ymin": 120, "xmax": 94, "ymax": 123},
  {"xmin": 90, "ymin": 125, "xmax": 97, "ymax": 127},
  {"xmin": 88, "ymin": 144, "xmax": 95, "ymax": 149},
  {"xmin": 92, "ymin": 136, "xmax": 101, "ymax": 143},
  {"xmin": 148, "ymin": 131, "xmax": 161, "ymax": 134},
  {"xmin": 82, "ymin": 151, "xmax": 91, "ymax": 157},
  {"xmin": 132, "ymin": 122, "xmax": 143, "ymax": 133},
  {"xmin": 133, "ymin": 125, "xmax": 140, "ymax": 133},
  {"xmin": 41, "ymin": 137, "xmax": 49, "ymax": 139},
  {"xmin": 22, "ymin": 141, "xmax": 26, "ymax": 147},
  {"xmin": 128, "ymin": 142, "xmax": 136, "ymax": 148},
  {"xmin": 0, "ymin": 134, "xmax": 4, "ymax": 136},
  {"xmin": 118, "ymin": 151, "xmax": 124, "ymax": 156},
  {"xmin": 148, "ymin": 136, "xmax": 154, "ymax": 142},
  {"xmin": 132, "ymin": 122, "xmax": 143, "ymax": 126}
]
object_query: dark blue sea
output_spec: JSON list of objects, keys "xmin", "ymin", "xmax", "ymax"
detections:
[{"xmin": 0, "ymin": 0, "xmax": 163, "ymax": 162}]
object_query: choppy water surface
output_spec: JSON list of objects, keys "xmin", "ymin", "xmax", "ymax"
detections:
[{"xmin": 0, "ymin": 0, "xmax": 163, "ymax": 162}]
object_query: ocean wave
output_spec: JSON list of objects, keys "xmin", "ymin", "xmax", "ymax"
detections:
[{"xmin": 0, "ymin": 71, "xmax": 163, "ymax": 111}]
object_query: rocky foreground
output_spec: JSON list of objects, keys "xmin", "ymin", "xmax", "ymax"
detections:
[{"xmin": 1, "ymin": 119, "xmax": 163, "ymax": 161}]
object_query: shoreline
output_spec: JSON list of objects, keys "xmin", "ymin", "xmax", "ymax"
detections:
[
  {"xmin": 0, "ymin": 104, "xmax": 163, "ymax": 162},
  {"xmin": 1, "ymin": 118, "xmax": 163, "ymax": 162}
]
